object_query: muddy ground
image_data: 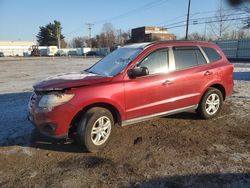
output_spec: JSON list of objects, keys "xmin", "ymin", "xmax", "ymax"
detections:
[{"xmin": 0, "ymin": 57, "xmax": 249, "ymax": 188}]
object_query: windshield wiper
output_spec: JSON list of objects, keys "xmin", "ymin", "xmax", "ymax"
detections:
[{"xmin": 85, "ymin": 70, "xmax": 104, "ymax": 76}]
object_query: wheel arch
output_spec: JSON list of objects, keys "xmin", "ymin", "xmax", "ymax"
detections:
[
  {"xmin": 200, "ymin": 83, "xmax": 226, "ymax": 102},
  {"xmin": 208, "ymin": 84, "xmax": 226, "ymax": 100},
  {"xmin": 68, "ymin": 102, "xmax": 122, "ymax": 137}
]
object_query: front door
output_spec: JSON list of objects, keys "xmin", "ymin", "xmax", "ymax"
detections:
[{"xmin": 124, "ymin": 48, "xmax": 176, "ymax": 120}]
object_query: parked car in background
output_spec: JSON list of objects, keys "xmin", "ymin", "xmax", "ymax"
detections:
[
  {"xmin": 85, "ymin": 51, "xmax": 98, "ymax": 57},
  {"xmin": 68, "ymin": 50, "xmax": 78, "ymax": 56},
  {"xmin": 55, "ymin": 50, "xmax": 67, "ymax": 56},
  {"xmin": 47, "ymin": 46, "xmax": 58, "ymax": 56},
  {"xmin": 0, "ymin": 52, "xmax": 4, "ymax": 57},
  {"xmin": 28, "ymin": 41, "xmax": 234, "ymax": 152}
]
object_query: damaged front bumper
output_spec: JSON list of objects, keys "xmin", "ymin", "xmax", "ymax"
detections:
[{"xmin": 27, "ymin": 92, "xmax": 77, "ymax": 139}]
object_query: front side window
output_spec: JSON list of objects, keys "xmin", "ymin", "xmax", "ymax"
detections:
[
  {"xmin": 202, "ymin": 47, "xmax": 222, "ymax": 62},
  {"xmin": 138, "ymin": 49, "xmax": 169, "ymax": 75},
  {"xmin": 87, "ymin": 47, "xmax": 143, "ymax": 76}
]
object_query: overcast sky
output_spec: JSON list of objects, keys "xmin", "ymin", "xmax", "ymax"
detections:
[{"xmin": 0, "ymin": 0, "xmax": 243, "ymax": 42}]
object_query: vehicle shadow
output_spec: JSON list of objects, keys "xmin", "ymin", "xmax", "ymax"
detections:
[
  {"xmin": 127, "ymin": 173, "xmax": 250, "ymax": 188},
  {"xmin": 165, "ymin": 111, "xmax": 202, "ymax": 120},
  {"xmin": 29, "ymin": 129, "xmax": 86, "ymax": 153}
]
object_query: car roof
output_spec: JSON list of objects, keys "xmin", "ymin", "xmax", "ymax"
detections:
[
  {"xmin": 124, "ymin": 40, "xmax": 215, "ymax": 49},
  {"xmin": 123, "ymin": 42, "xmax": 151, "ymax": 49}
]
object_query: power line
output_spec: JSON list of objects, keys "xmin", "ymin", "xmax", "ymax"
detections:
[
  {"xmin": 64, "ymin": 2, "xmax": 249, "ymax": 38},
  {"xmin": 166, "ymin": 16, "xmax": 249, "ymax": 30},
  {"xmin": 162, "ymin": 12, "xmax": 249, "ymax": 28},
  {"xmin": 64, "ymin": 0, "xmax": 170, "ymax": 36},
  {"xmin": 156, "ymin": 7, "xmax": 244, "ymax": 26},
  {"xmin": 92, "ymin": 0, "xmax": 169, "ymax": 24}
]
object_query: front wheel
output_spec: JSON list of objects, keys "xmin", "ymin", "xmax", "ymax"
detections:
[
  {"xmin": 197, "ymin": 87, "xmax": 223, "ymax": 119},
  {"xmin": 77, "ymin": 107, "xmax": 113, "ymax": 152}
]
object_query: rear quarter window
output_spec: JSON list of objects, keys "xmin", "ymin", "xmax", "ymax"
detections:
[{"xmin": 202, "ymin": 47, "xmax": 222, "ymax": 62}]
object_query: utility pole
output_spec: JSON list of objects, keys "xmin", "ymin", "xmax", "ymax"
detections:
[
  {"xmin": 118, "ymin": 29, "xmax": 122, "ymax": 45},
  {"xmin": 57, "ymin": 25, "xmax": 61, "ymax": 55},
  {"xmin": 204, "ymin": 19, "xmax": 207, "ymax": 41},
  {"xmin": 185, "ymin": 0, "xmax": 191, "ymax": 40},
  {"xmin": 86, "ymin": 23, "xmax": 94, "ymax": 48}
]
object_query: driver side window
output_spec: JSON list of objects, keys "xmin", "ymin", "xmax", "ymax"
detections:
[{"xmin": 138, "ymin": 48, "xmax": 169, "ymax": 75}]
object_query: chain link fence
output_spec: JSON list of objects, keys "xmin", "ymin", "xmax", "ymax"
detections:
[{"xmin": 215, "ymin": 39, "xmax": 250, "ymax": 59}]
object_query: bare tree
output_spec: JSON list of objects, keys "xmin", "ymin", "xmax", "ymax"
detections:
[
  {"xmin": 99, "ymin": 23, "xmax": 116, "ymax": 48},
  {"xmin": 116, "ymin": 29, "xmax": 131, "ymax": 46},
  {"xmin": 187, "ymin": 32, "xmax": 207, "ymax": 41},
  {"xmin": 208, "ymin": 0, "xmax": 232, "ymax": 40},
  {"xmin": 71, "ymin": 24, "xmax": 131, "ymax": 49},
  {"xmin": 71, "ymin": 37, "xmax": 87, "ymax": 48},
  {"xmin": 238, "ymin": 30, "xmax": 249, "ymax": 39},
  {"xmin": 178, "ymin": 32, "xmax": 212, "ymax": 41},
  {"xmin": 241, "ymin": 4, "xmax": 250, "ymax": 29}
]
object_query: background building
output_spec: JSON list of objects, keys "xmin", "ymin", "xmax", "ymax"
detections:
[
  {"xmin": 131, "ymin": 26, "xmax": 176, "ymax": 43},
  {"xmin": 0, "ymin": 41, "xmax": 36, "ymax": 56}
]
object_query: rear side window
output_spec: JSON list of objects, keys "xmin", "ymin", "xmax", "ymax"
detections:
[
  {"xmin": 173, "ymin": 47, "xmax": 207, "ymax": 70},
  {"xmin": 174, "ymin": 49, "xmax": 197, "ymax": 70},
  {"xmin": 139, "ymin": 48, "xmax": 168, "ymax": 74},
  {"xmin": 202, "ymin": 47, "xmax": 222, "ymax": 62}
]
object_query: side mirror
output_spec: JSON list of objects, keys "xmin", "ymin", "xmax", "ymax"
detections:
[{"xmin": 128, "ymin": 67, "xmax": 149, "ymax": 78}]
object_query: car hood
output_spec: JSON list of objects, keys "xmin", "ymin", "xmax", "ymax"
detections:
[{"xmin": 33, "ymin": 72, "xmax": 112, "ymax": 91}]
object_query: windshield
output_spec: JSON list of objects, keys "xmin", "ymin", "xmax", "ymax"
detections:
[{"xmin": 86, "ymin": 47, "xmax": 143, "ymax": 76}]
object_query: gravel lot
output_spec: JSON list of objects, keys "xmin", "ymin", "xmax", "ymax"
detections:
[{"xmin": 0, "ymin": 57, "xmax": 249, "ymax": 188}]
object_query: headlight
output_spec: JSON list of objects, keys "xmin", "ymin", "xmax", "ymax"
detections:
[{"xmin": 38, "ymin": 93, "xmax": 74, "ymax": 108}]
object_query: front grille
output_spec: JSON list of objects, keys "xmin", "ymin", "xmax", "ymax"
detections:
[{"xmin": 28, "ymin": 92, "xmax": 38, "ymax": 110}]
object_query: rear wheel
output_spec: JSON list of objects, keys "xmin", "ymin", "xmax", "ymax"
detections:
[
  {"xmin": 197, "ymin": 87, "xmax": 223, "ymax": 119},
  {"xmin": 77, "ymin": 107, "xmax": 113, "ymax": 152}
]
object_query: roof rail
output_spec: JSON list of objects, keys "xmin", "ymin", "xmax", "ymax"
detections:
[{"xmin": 143, "ymin": 40, "xmax": 212, "ymax": 48}]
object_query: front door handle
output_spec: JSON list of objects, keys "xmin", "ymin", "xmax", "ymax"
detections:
[
  {"xmin": 204, "ymin": 71, "xmax": 213, "ymax": 76},
  {"xmin": 163, "ymin": 80, "xmax": 173, "ymax": 85}
]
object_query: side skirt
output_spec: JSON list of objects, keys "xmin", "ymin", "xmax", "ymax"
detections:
[{"xmin": 121, "ymin": 105, "xmax": 198, "ymax": 126}]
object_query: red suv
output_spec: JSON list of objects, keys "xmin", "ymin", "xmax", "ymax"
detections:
[{"xmin": 28, "ymin": 41, "xmax": 234, "ymax": 152}]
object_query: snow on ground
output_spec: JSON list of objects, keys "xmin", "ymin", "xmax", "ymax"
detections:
[
  {"xmin": 0, "ymin": 58, "xmax": 249, "ymax": 146},
  {"xmin": 233, "ymin": 63, "xmax": 250, "ymax": 101},
  {"xmin": 0, "ymin": 57, "xmax": 97, "ymax": 94},
  {"xmin": 0, "ymin": 57, "xmax": 97, "ymax": 146}
]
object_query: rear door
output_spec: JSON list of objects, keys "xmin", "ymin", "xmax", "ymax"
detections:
[{"xmin": 168, "ymin": 46, "xmax": 211, "ymax": 108}]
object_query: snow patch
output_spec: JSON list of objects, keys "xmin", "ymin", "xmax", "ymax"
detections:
[
  {"xmin": 29, "ymin": 171, "xmax": 38, "ymax": 178},
  {"xmin": 0, "ymin": 146, "xmax": 33, "ymax": 157},
  {"xmin": 45, "ymin": 72, "xmax": 97, "ymax": 81}
]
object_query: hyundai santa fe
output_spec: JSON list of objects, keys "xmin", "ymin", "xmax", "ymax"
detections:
[{"xmin": 28, "ymin": 41, "xmax": 234, "ymax": 152}]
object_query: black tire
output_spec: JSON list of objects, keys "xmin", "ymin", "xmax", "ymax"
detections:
[
  {"xmin": 197, "ymin": 87, "xmax": 223, "ymax": 119},
  {"xmin": 76, "ymin": 107, "xmax": 114, "ymax": 152}
]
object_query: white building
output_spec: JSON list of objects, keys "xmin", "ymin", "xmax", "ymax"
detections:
[{"xmin": 0, "ymin": 41, "xmax": 36, "ymax": 56}]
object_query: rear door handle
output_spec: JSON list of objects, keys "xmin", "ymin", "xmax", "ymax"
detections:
[
  {"xmin": 204, "ymin": 71, "xmax": 213, "ymax": 76},
  {"xmin": 163, "ymin": 80, "xmax": 173, "ymax": 85}
]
